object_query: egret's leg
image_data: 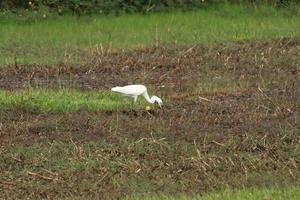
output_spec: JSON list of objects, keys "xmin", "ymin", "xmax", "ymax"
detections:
[
  {"xmin": 131, "ymin": 99, "xmax": 134, "ymax": 109},
  {"xmin": 129, "ymin": 97, "xmax": 136, "ymax": 111},
  {"xmin": 129, "ymin": 96, "xmax": 138, "ymax": 113}
]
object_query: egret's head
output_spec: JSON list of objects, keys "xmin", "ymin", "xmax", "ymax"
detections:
[{"xmin": 151, "ymin": 96, "xmax": 163, "ymax": 107}]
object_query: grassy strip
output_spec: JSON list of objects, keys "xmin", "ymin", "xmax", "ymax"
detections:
[
  {"xmin": 0, "ymin": 89, "xmax": 137, "ymax": 113},
  {"xmin": 1, "ymin": 136, "xmax": 299, "ymax": 199},
  {"xmin": 1, "ymin": 4, "xmax": 300, "ymax": 64},
  {"xmin": 125, "ymin": 187, "xmax": 300, "ymax": 200}
]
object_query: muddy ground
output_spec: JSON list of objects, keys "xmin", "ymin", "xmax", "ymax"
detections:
[{"xmin": 0, "ymin": 39, "xmax": 299, "ymax": 199}]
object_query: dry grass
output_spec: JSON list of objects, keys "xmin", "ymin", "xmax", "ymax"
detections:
[{"xmin": 0, "ymin": 39, "xmax": 299, "ymax": 199}]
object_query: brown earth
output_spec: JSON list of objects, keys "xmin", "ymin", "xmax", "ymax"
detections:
[
  {"xmin": 0, "ymin": 39, "xmax": 299, "ymax": 199},
  {"xmin": 0, "ymin": 38, "xmax": 299, "ymax": 144}
]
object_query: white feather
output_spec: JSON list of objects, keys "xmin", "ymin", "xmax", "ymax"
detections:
[{"xmin": 111, "ymin": 84, "xmax": 163, "ymax": 107}]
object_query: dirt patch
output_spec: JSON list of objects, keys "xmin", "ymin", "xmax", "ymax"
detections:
[
  {"xmin": 1, "ymin": 39, "xmax": 299, "ymax": 93},
  {"xmin": 0, "ymin": 39, "xmax": 299, "ymax": 199},
  {"xmin": 0, "ymin": 88, "xmax": 298, "ymax": 146},
  {"xmin": 1, "ymin": 39, "xmax": 299, "ymax": 144}
]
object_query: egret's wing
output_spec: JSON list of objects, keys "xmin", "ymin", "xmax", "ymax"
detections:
[{"xmin": 112, "ymin": 85, "xmax": 146, "ymax": 96}]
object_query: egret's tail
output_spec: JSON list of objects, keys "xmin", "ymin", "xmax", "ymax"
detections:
[{"xmin": 111, "ymin": 86, "xmax": 122, "ymax": 92}]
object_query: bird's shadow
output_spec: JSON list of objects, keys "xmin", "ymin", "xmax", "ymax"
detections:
[
  {"xmin": 123, "ymin": 109, "xmax": 139, "ymax": 116},
  {"xmin": 120, "ymin": 108, "xmax": 162, "ymax": 117}
]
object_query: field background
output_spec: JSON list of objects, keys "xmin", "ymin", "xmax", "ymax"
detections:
[
  {"xmin": 0, "ymin": 1, "xmax": 300, "ymax": 199},
  {"xmin": 1, "ymin": 4, "xmax": 300, "ymax": 64}
]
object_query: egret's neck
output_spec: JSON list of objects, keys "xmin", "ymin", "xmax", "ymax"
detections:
[{"xmin": 142, "ymin": 91, "xmax": 154, "ymax": 104}]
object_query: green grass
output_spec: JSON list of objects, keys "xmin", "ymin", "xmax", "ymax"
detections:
[
  {"xmin": 1, "ymin": 4, "xmax": 300, "ymax": 64},
  {"xmin": 0, "ymin": 89, "xmax": 138, "ymax": 113},
  {"xmin": 1, "ymin": 131, "xmax": 298, "ymax": 199},
  {"xmin": 125, "ymin": 187, "xmax": 300, "ymax": 200},
  {"xmin": 0, "ymin": 4, "xmax": 299, "ymax": 199}
]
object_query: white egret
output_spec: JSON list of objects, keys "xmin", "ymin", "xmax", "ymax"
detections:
[{"xmin": 111, "ymin": 84, "xmax": 163, "ymax": 107}]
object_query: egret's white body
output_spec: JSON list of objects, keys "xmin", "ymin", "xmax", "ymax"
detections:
[{"xmin": 111, "ymin": 84, "xmax": 162, "ymax": 107}]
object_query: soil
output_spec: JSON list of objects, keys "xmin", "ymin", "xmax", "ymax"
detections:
[
  {"xmin": 0, "ymin": 39, "xmax": 299, "ymax": 199},
  {"xmin": 0, "ymin": 39, "xmax": 299, "ymax": 145}
]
